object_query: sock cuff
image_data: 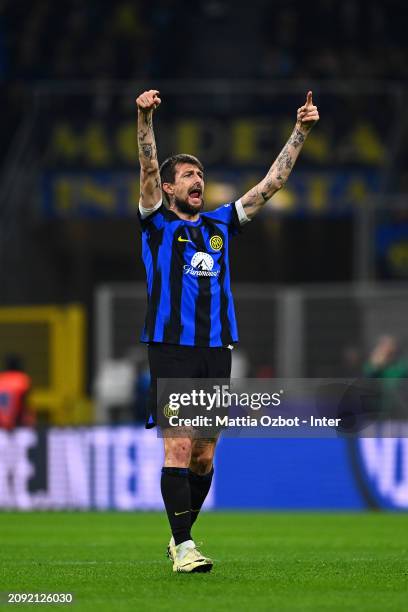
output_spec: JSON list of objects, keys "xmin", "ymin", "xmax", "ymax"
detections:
[
  {"xmin": 188, "ymin": 467, "xmax": 214, "ymax": 481},
  {"xmin": 162, "ymin": 467, "xmax": 190, "ymax": 477}
]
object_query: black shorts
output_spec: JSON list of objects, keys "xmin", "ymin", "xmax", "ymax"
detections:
[{"xmin": 146, "ymin": 343, "xmax": 232, "ymax": 428}]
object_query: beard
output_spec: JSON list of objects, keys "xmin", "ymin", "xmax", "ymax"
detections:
[{"xmin": 174, "ymin": 196, "xmax": 204, "ymax": 216}]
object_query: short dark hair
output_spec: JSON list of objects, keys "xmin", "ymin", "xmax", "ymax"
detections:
[{"xmin": 159, "ymin": 154, "xmax": 204, "ymax": 203}]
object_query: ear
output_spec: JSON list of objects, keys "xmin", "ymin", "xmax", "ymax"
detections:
[{"xmin": 162, "ymin": 182, "xmax": 174, "ymax": 198}]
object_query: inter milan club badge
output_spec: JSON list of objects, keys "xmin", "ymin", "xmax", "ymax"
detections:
[
  {"xmin": 163, "ymin": 403, "xmax": 179, "ymax": 419},
  {"xmin": 210, "ymin": 235, "xmax": 223, "ymax": 251}
]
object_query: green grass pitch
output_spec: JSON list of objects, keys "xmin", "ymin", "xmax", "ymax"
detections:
[{"xmin": 1, "ymin": 512, "xmax": 407, "ymax": 611}]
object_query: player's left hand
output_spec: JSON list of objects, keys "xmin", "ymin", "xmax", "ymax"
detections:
[{"xmin": 296, "ymin": 91, "xmax": 319, "ymax": 132}]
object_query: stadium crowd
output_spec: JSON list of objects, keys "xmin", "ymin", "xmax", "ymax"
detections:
[
  {"xmin": 2, "ymin": 0, "xmax": 407, "ymax": 81},
  {"xmin": 1, "ymin": 0, "xmax": 407, "ymax": 156}
]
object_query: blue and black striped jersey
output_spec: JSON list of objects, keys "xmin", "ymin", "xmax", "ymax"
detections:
[{"xmin": 138, "ymin": 201, "xmax": 245, "ymax": 347}]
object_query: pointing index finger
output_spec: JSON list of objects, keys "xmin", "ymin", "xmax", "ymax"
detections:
[{"xmin": 306, "ymin": 90, "xmax": 313, "ymax": 106}]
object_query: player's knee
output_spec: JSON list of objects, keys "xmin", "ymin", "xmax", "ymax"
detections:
[
  {"xmin": 190, "ymin": 450, "xmax": 214, "ymax": 475},
  {"xmin": 165, "ymin": 438, "xmax": 192, "ymax": 466}
]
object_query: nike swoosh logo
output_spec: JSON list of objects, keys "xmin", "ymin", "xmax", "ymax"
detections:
[
  {"xmin": 178, "ymin": 236, "xmax": 191, "ymax": 243},
  {"xmin": 174, "ymin": 510, "xmax": 190, "ymax": 516}
]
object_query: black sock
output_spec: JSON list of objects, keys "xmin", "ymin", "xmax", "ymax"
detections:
[
  {"xmin": 160, "ymin": 467, "xmax": 192, "ymax": 545},
  {"xmin": 189, "ymin": 467, "xmax": 214, "ymax": 527}
]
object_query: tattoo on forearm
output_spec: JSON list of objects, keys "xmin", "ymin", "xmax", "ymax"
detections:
[
  {"xmin": 242, "ymin": 127, "xmax": 307, "ymax": 213},
  {"xmin": 138, "ymin": 127, "xmax": 149, "ymax": 142},
  {"xmin": 138, "ymin": 116, "xmax": 152, "ymax": 141},
  {"xmin": 243, "ymin": 186, "xmax": 269, "ymax": 207},
  {"xmin": 142, "ymin": 112, "xmax": 153, "ymax": 129},
  {"xmin": 243, "ymin": 188, "xmax": 259, "ymax": 207},
  {"xmin": 276, "ymin": 146, "xmax": 293, "ymax": 172},
  {"xmin": 138, "ymin": 110, "xmax": 158, "ymax": 163},
  {"xmin": 138, "ymin": 109, "xmax": 160, "ymax": 199},
  {"xmin": 288, "ymin": 128, "xmax": 305, "ymax": 149},
  {"xmin": 141, "ymin": 143, "xmax": 153, "ymax": 159}
]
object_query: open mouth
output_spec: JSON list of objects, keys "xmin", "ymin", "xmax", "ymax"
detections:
[{"xmin": 188, "ymin": 187, "xmax": 202, "ymax": 203}]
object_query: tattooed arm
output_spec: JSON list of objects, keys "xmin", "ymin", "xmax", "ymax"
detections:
[
  {"xmin": 240, "ymin": 91, "xmax": 319, "ymax": 219},
  {"xmin": 136, "ymin": 89, "xmax": 162, "ymax": 209}
]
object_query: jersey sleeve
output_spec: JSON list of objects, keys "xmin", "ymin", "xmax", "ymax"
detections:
[
  {"xmin": 137, "ymin": 200, "xmax": 165, "ymax": 231},
  {"xmin": 203, "ymin": 200, "xmax": 250, "ymax": 236}
]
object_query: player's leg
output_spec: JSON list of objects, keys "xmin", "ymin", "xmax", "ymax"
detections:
[
  {"xmin": 189, "ymin": 436, "xmax": 218, "ymax": 527},
  {"xmin": 185, "ymin": 346, "xmax": 231, "ymax": 527},
  {"xmin": 148, "ymin": 343, "xmax": 213, "ymax": 572},
  {"xmin": 147, "ymin": 345, "xmax": 194, "ymax": 546},
  {"xmin": 163, "ymin": 433, "xmax": 213, "ymax": 572},
  {"xmin": 161, "ymin": 435, "xmax": 193, "ymax": 546}
]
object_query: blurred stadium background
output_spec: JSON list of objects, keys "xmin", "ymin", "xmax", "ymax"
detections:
[{"xmin": 1, "ymin": 0, "xmax": 408, "ymax": 513}]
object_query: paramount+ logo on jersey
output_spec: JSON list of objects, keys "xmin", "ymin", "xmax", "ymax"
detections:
[{"xmin": 183, "ymin": 252, "xmax": 220, "ymax": 277}]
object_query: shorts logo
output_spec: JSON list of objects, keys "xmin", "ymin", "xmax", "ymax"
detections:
[
  {"xmin": 163, "ymin": 403, "xmax": 179, "ymax": 418},
  {"xmin": 183, "ymin": 252, "xmax": 220, "ymax": 277},
  {"xmin": 210, "ymin": 235, "xmax": 223, "ymax": 251}
]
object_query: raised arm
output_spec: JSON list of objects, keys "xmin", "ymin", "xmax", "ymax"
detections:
[
  {"xmin": 136, "ymin": 89, "xmax": 162, "ymax": 209},
  {"xmin": 240, "ymin": 91, "xmax": 319, "ymax": 219}
]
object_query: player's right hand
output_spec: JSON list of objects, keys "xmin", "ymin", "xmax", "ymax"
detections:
[{"xmin": 136, "ymin": 89, "xmax": 161, "ymax": 112}]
